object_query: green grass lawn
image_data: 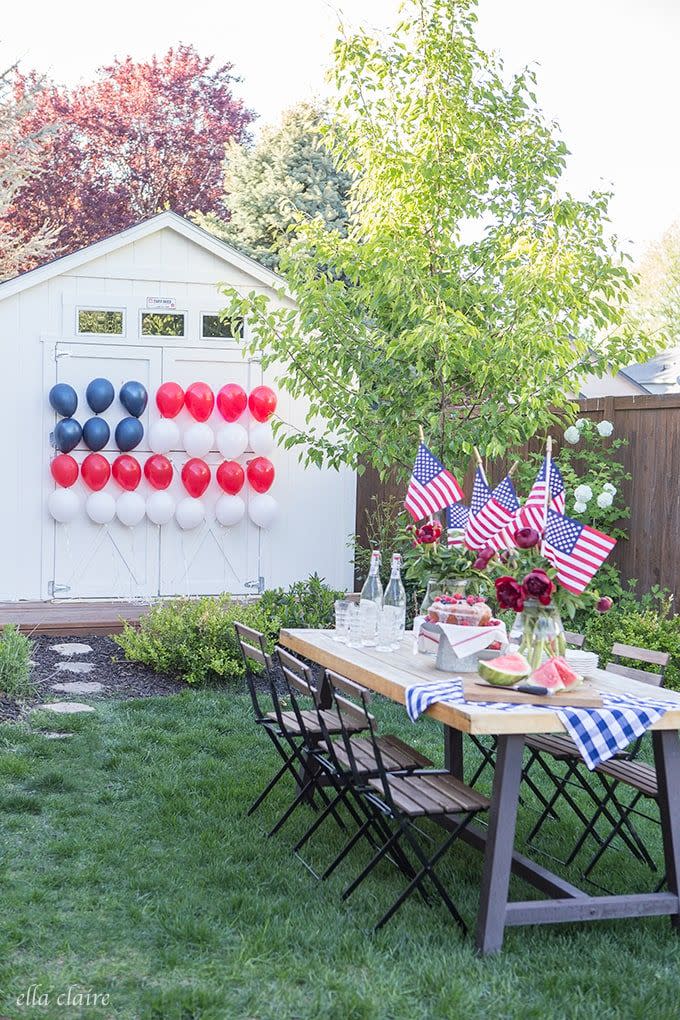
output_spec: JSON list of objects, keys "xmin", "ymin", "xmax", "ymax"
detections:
[{"xmin": 0, "ymin": 688, "xmax": 679, "ymax": 1019}]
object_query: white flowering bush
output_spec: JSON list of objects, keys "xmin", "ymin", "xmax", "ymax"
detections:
[{"xmin": 563, "ymin": 425, "xmax": 580, "ymax": 444}]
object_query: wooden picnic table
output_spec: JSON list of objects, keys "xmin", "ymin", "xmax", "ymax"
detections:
[{"xmin": 279, "ymin": 628, "xmax": 680, "ymax": 954}]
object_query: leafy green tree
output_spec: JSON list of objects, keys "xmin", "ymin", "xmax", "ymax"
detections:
[
  {"xmin": 626, "ymin": 220, "xmax": 680, "ymax": 347},
  {"xmin": 222, "ymin": 0, "xmax": 659, "ymax": 477},
  {"xmin": 197, "ymin": 102, "xmax": 351, "ymax": 269}
]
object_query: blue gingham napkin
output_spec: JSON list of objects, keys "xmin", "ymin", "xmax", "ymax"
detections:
[{"xmin": 404, "ymin": 678, "xmax": 669, "ymax": 770}]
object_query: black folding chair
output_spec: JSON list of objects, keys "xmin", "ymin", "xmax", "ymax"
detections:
[{"xmin": 328, "ymin": 683, "xmax": 490, "ymax": 933}]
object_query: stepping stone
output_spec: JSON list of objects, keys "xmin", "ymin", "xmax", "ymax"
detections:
[
  {"xmin": 39, "ymin": 702, "xmax": 95, "ymax": 715},
  {"xmin": 42, "ymin": 732, "xmax": 73, "ymax": 740},
  {"xmin": 50, "ymin": 643, "xmax": 93, "ymax": 657},
  {"xmin": 56, "ymin": 661, "xmax": 94, "ymax": 675},
  {"xmin": 51, "ymin": 681, "xmax": 104, "ymax": 695}
]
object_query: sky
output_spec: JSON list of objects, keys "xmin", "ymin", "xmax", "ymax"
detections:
[{"xmin": 3, "ymin": 0, "xmax": 679, "ymax": 254}]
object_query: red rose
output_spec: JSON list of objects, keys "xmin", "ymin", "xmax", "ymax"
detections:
[
  {"xmin": 515, "ymin": 527, "xmax": 540, "ymax": 549},
  {"xmin": 521, "ymin": 568, "xmax": 555, "ymax": 606},
  {"xmin": 596, "ymin": 596, "xmax": 613, "ymax": 613},
  {"xmin": 494, "ymin": 576, "xmax": 525, "ymax": 612},
  {"xmin": 414, "ymin": 521, "xmax": 443, "ymax": 545}
]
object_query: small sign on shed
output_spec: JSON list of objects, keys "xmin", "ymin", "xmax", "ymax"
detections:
[{"xmin": 146, "ymin": 296, "xmax": 177, "ymax": 310}]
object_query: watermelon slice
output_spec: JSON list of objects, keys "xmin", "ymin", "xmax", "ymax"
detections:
[
  {"xmin": 530, "ymin": 659, "xmax": 565, "ymax": 692},
  {"xmin": 552, "ymin": 656, "xmax": 584, "ymax": 689},
  {"xmin": 478, "ymin": 653, "xmax": 531, "ymax": 686}
]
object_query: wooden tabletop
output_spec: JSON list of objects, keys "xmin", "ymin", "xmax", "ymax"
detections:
[{"xmin": 279, "ymin": 629, "xmax": 680, "ymax": 736}]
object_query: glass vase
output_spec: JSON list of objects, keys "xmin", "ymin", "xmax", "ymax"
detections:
[
  {"xmin": 516, "ymin": 599, "xmax": 566, "ymax": 670},
  {"xmin": 419, "ymin": 578, "xmax": 468, "ymax": 615}
]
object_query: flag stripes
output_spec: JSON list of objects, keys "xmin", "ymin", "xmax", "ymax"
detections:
[
  {"xmin": 405, "ymin": 443, "xmax": 464, "ymax": 521},
  {"xmin": 543, "ymin": 508, "xmax": 616, "ymax": 594}
]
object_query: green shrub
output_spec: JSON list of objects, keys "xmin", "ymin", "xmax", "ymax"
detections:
[
  {"xmin": 257, "ymin": 574, "xmax": 344, "ymax": 633},
  {"xmin": 585, "ymin": 586, "xmax": 680, "ymax": 690},
  {"xmin": 0, "ymin": 625, "xmax": 33, "ymax": 698}
]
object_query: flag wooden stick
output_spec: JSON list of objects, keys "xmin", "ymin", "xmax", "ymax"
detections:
[
  {"xmin": 419, "ymin": 425, "xmax": 425, "ymax": 443},
  {"xmin": 541, "ymin": 436, "xmax": 553, "ymax": 550},
  {"xmin": 472, "ymin": 446, "xmax": 489, "ymax": 485},
  {"xmin": 508, "ymin": 460, "xmax": 519, "ymax": 478}
]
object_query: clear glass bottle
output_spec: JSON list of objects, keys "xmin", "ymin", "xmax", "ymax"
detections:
[
  {"xmin": 384, "ymin": 553, "xmax": 407, "ymax": 649},
  {"xmin": 359, "ymin": 550, "xmax": 383, "ymax": 646},
  {"xmin": 516, "ymin": 599, "xmax": 566, "ymax": 670}
]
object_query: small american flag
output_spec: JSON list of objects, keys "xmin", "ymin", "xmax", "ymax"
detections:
[
  {"xmin": 489, "ymin": 456, "xmax": 565, "ymax": 550},
  {"xmin": 543, "ymin": 508, "xmax": 616, "ymax": 594},
  {"xmin": 404, "ymin": 443, "xmax": 464, "ymax": 522},
  {"xmin": 464, "ymin": 469, "xmax": 519, "ymax": 550},
  {"xmin": 446, "ymin": 502, "xmax": 470, "ymax": 547}
]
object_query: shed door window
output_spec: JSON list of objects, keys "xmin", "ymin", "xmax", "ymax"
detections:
[
  {"xmin": 201, "ymin": 314, "xmax": 243, "ymax": 340},
  {"xmin": 78, "ymin": 309, "xmax": 124, "ymax": 335},
  {"xmin": 141, "ymin": 312, "xmax": 185, "ymax": 337}
]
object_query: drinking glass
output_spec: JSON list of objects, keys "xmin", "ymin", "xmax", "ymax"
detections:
[
  {"xmin": 376, "ymin": 606, "xmax": 400, "ymax": 652},
  {"xmin": 333, "ymin": 599, "xmax": 351, "ymax": 642},
  {"xmin": 347, "ymin": 605, "xmax": 362, "ymax": 648}
]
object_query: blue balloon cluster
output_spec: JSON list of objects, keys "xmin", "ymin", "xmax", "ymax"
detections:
[{"xmin": 49, "ymin": 377, "xmax": 148, "ymax": 454}]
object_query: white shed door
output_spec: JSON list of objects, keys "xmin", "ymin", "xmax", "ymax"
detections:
[
  {"xmin": 158, "ymin": 348, "xmax": 260, "ymax": 597},
  {"xmin": 51, "ymin": 342, "xmax": 161, "ymax": 599}
]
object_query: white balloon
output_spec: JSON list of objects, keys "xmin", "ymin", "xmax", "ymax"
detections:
[
  {"xmin": 48, "ymin": 488, "xmax": 80, "ymax": 523},
  {"xmin": 215, "ymin": 494, "xmax": 246, "ymax": 527},
  {"xmin": 184, "ymin": 422, "xmax": 214, "ymax": 458},
  {"xmin": 149, "ymin": 418, "xmax": 180, "ymax": 454},
  {"xmin": 216, "ymin": 423, "xmax": 248, "ymax": 459},
  {"xmin": 146, "ymin": 490, "xmax": 175, "ymax": 525},
  {"xmin": 116, "ymin": 491, "xmax": 146, "ymax": 527},
  {"xmin": 249, "ymin": 422, "xmax": 274, "ymax": 456},
  {"xmin": 86, "ymin": 491, "xmax": 116, "ymax": 525},
  {"xmin": 248, "ymin": 493, "xmax": 278, "ymax": 529},
  {"xmin": 176, "ymin": 497, "xmax": 205, "ymax": 530}
]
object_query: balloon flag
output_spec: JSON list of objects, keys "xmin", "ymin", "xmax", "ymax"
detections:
[
  {"xmin": 81, "ymin": 453, "xmax": 111, "ymax": 491},
  {"xmin": 119, "ymin": 380, "xmax": 148, "ymax": 418},
  {"xmin": 181, "ymin": 458, "xmax": 211, "ymax": 499},
  {"xmin": 115, "ymin": 417, "xmax": 144, "ymax": 452},
  {"xmin": 216, "ymin": 460, "xmax": 245, "ymax": 495},
  {"xmin": 116, "ymin": 491, "xmax": 146, "ymax": 527},
  {"xmin": 216, "ymin": 423, "xmax": 248, "ymax": 460},
  {"xmin": 216, "ymin": 383, "xmax": 247, "ymax": 422},
  {"xmin": 249, "ymin": 422, "xmax": 274, "ymax": 456},
  {"xmin": 215, "ymin": 494, "xmax": 246, "ymax": 527},
  {"xmin": 148, "ymin": 418, "xmax": 179, "ymax": 454},
  {"xmin": 49, "ymin": 383, "xmax": 78, "ymax": 418},
  {"xmin": 86, "ymin": 491, "xmax": 116, "ymax": 524},
  {"xmin": 175, "ymin": 497, "xmax": 205, "ymax": 530},
  {"xmin": 53, "ymin": 418, "xmax": 82, "ymax": 454},
  {"xmin": 85, "ymin": 377, "xmax": 114, "ymax": 414},
  {"xmin": 184, "ymin": 381, "xmax": 214, "ymax": 422},
  {"xmin": 50, "ymin": 454, "xmax": 79, "ymax": 488},
  {"xmin": 246, "ymin": 456, "xmax": 275, "ymax": 494},
  {"xmin": 112, "ymin": 454, "xmax": 142, "ymax": 491},
  {"xmin": 82, "ymin": 416, "xmax": 110, "ymax": 452},
  {"xmin": 144, "ymin": 454, "xmax": 173, "ymax": 490},
  {"xmin": 248, "ymin": 386, "xmax": 277, "ymax": 423},
  {"xmin": 248, "ymin": 493, "xmax": 278, "ymax": 529},
  {"xmin": 48, "ymin": 489, "xmax": 80, "ymax": 523},
  {"xmin": 146, "ymin": 490, "xmax": 175, "ymax": 526},
  {"xmin": 184, "ymin": 422, "xmax": 214, "ymax": 458},
  {"xmin": 156, "ymin": 381, "xmax": 185, "ymax": 418}
]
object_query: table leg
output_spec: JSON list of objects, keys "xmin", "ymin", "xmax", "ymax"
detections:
[
  {"xmin": 444, "ymin": 726, "xmax": 464, "ymax": 779},
  {"xmin": 653, "ymin": 729, "xmax": 680, "ymax": 931},
  {"xmin": 475, "ymin": 734, "xmax": 525, "ymax": 955}
]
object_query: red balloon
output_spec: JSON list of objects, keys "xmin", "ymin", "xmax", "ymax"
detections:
[
  {"xmin": 216, "ymin": 383, "xmax": 247, "ymax": 422},
  {"xmin": 144, "ymin": 454, "xmax": 173, "ymax": 491},
  {"xmin": 50, "ymin": 454, "xmax": 79, "ymax": 488},
  {"xmin": 184, "ymin": 382, "xmax": 214, "ymax": 422},
  {"xmin": 181, "ymin": 458, "xmax": 211, "ymax": 498},
  {"xmin": 216, "ymin": 460, "xmax": 245, "ymax": 495},
  {"xmin": 156, "ymin": 382, "xmax": 185, "ymax": 418},
  {"xmin": 112, "ymin": 455, "xmax": 142, "ymax": 491},
  {"xmin": 247, "ymin": 456, "xmax": 275, "ymax": 494},
  {"xmin": 81, "ymin": 453, "xmax": 111, "ymax": 492},
  {"xmin": 248, "ymin": 386, "xmax": 277, "ymax": 423}
]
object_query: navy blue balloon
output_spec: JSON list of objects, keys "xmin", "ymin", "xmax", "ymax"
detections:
[
  {"xmin": 82, "ymin": 416, "xmax": 110, "ymax": 451},
  {"xmin": 115, "ymin": 416, "xmax": 144, "ymax": 452},
  {"xmin": 49, "ymin": 383, "xmax": 78, "ymax": 418},
  {"xmin": 86, "ymin": 377, "xmax": 115, "ymax": 414},
  {"xmin": 53, "ymin": 417, "xmax": 82, "ymax": 453},
  {"xmin": 119, "ymin": 380, "xmax": 148, "ymax": 418}
]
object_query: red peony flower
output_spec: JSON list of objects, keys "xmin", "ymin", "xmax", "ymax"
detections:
[
  {"xmin": 472, "ymin": 545, "xmax": 495, "ymax": 570},
  {"xmin": 596, "ymin": 596, "xmax": 613, "ymax": 613},
  {"xmin": 521, "ymin": 568, "xmax": 555, "ymax": 606},
  {"xmin": 514, "ymin": 527, "xmax": 540, "ymax": 549},
  {"xmin": 414, "ymin": 520, "xmax": 443, "ymax": 545},
  {"xmin": 494, "ymin": 576, "xmax": 525, "ymax": 612}
]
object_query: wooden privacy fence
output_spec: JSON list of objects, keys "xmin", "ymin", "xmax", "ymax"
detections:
[{"xmin": 355, "ymin": 394, "xmax": 680, "ymax": 596}]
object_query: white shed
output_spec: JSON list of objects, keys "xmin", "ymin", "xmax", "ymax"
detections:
[{"xmin": 0, "ymin": 212, "xmax": 355, "ymax": 602}]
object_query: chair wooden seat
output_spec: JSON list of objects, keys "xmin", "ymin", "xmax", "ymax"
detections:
[
  {"xmin": 268, "ymin": 708, "xmax": 366, "ymax": 738},
  {"xmin": 368, "ymin": 771, "xmax": 490, "ymax": 817},
  {"xmin": 595, "ymin": 757, "xmax": 658, "ymax": 800},
  {"xmin": 525, "ymin": 733, "xmax": 579, "ymax": 760},
  {"xmin": 323, "ymin": 734, "xmax": 432, "ymax": 774}
]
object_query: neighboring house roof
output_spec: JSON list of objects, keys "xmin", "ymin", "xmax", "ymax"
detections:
[
  {"xmin": 619, "ymin": 346, "xmax": 680, "ymax": 394},
  {"xmin": 0, "ymin": 211, "xmax": 285, "ymax": 301}
]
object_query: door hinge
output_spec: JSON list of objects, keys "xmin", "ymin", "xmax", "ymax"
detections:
[
  {"xmin": 48, "ymin": 581, "xmax": 71, "ymax": 597},
  {"xmin": 244, "ymin": 576, "xmax": 265, "ymax": 594}
]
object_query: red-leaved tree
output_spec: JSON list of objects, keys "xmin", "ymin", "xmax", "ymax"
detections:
[{"xmin": 8, "ymin": 46, "xmax": 254, "ymax": 260}]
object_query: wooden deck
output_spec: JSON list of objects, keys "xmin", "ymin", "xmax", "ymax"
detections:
[{"xmin": 0, "ymin": 600, "xmax": 151, "ymax": 636}]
